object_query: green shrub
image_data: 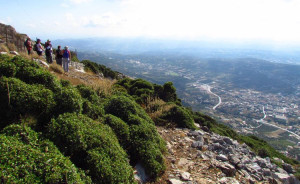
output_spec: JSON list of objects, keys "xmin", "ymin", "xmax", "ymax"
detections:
[
  {"xmin": 161, "ymin": 82, "xmax": 178, "ymax": 103},
  {"xmin": 54, "ymin": 86, "xmax": 83, "ymax": 114},
  {"xmin": 160, "ymin": 105, "xmax": 196, "ymax": 129},
  {"xmin": 104, "ymin": 95, "xmax": 166, "ymax": 179},
  {"xmin": 81, "ymin": 59, "xmax": 121, "ymax": 79},
  {"xmin": 82, "ymin": 100, "xmax": 104, "ymax": 120},
  {"xmin": 0, "ymin": 124, "xmax": 91, "ymax": 183},
  {"xmin": 0, "ymin": 77, "xmax": 56, "ymax": 122},
  {"xmin": 0, "ymin": 54, "xmax": 11, "ymax": 62},
  {"xmin": 16, "ymin": 65, "xmax": 61, "ymax": 92},
  {"xmin": 1, "ymin": 56, "xmax": 61, "ymax": 92},
  {"xmin": 11, "ymin": 55, "xmax": 39, "ymax": 69},
  {"xmin": 104, "ymin": 95, "xmax": 139, "ymax": 122},
  {"xmin": 104, "ymin": 114, "xmax": 130, "ymax": 148},
  {"xmin": 77, "ymin": 84, "xmax": 101, "ymax": 105},
  {"xmin": 86, "ymin": 147, "xmax": 135, "ymax": 184},
  {"xmin": 104, "ymin": 95, "xmax": 153, "ymax": 124},
  {"xmin": 130, "ymin": 121, "xmax": 166, "ymax": 178},
  {"xmin": 129, "ymin": 79, "xmax": 153, "ymax": 94},
  {"xmin": 0, "ymin": 60, "xmax": 17, "ymax": 77},
  {"xmin": 48, "ymin": 113, "xmax": 135, "ymax": 183},
  {"xmin": 60, "ymin": 79, "xmax": 71, "ymax": 87}
]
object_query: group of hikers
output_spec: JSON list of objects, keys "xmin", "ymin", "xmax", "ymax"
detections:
[{"xmin": 24, "ymin": 38, "xmax": 71, "ymax": 72}]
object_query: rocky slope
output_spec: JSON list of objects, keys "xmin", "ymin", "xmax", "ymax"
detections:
[{"xmin": 155, "ymin": 126, "xmax": 299, "ymax": 184}]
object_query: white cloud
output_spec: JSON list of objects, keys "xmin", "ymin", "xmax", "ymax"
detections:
[
  {"xmin": 60, "ymin": 3, "xmax": 70, "ymax": 8},
  {"xmin": 69, "ymin": 0, "xmax": 93, "ymax": 4},
  {"xmin": 39, "ymin": 0, "xmax": 300, "ymax": 42},
  {"xmin": 109, "ymin": 0, "xmax": 300, "ymax": 41}
]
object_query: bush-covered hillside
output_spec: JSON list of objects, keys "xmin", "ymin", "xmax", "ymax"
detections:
[
  {"xmin": 81, "ymin": 59, "xmax": 122, "ymax": 79},
  {"xmin": 0, "ymin": 54, "xmax": 299, "ymax": 182},
  {"xmin": 0, "ymin": 55, "xmax": 167, "ymax": 183}
]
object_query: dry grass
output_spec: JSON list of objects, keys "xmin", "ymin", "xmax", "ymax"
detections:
[
  {"xmin": 0, "ymin": 44, "xmax": 9, "ymax": 52},
  {"xmin": 49, "ymin": 63, "xmax": 64, "ymax": 74},
  {"xmin": 6, "ymin": 43, "xmax": 16, "ymax": 51},
  {"xmin": 48, "ymin": 64, "xmax": 116, "ymax": 97},
  {"xmin": 89, "ymin": 78, "xmax": 117, "ymax": 97},
  {"xmin": 19, "ymin": 51, "xmax": 40, "ymax": 60},
  {"xmin": 145, "ymin": 97, "xmax": 176, "ymax": 120}
]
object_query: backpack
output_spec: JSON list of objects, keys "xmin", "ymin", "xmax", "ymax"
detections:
[
  {"xmin": 45, "ymin": 45, "xmax": 52, "ymax": 56},
  {"xmin": 46, "ymin": 48, "xmax": 51, "ymax": 56},
  {"xmin": 24, "ymin": 40, "xmax": 28, "ymax": 47},
  {"xmin": 33, "ymin": 43, "xmax": 38, "ymax": 51},
  {"xmin": 63, "ymin": 49, "xmax": 69, "ymax": 58}
]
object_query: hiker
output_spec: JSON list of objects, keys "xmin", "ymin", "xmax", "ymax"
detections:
[
  {"xmin": 55, "ymin": 45, "xmax": 63, "ymax": 66},
  {"xmin": 35, "ymin": 39, "xmax": 44, "ymax": 56},
  {"xmin": 45, "ymin": 39, "xmax": 53, "ymax": 64},
  {"xmin": 24, "ymin": 38, "xmax": 32, "ymax": 55},
  {"xmin": 62, "ymin": 46, "xmax": 71, "ymax": 72}
]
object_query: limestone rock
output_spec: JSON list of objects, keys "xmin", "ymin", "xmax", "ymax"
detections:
[
  {"xmin": 218, "ymin": 177, "xmax": 240, "ymax": 184},
  {"xmin": 180, "ymin": 171, "xmax": 191, "ymax": 181},
  {"xmin": 216, "ymin": 154, "xmax": 228, "ymax": 162},
  {"xmin": 217, "ymin": 163, "xmax": 236, "ymax": 177},
  {"xmin": 282, "ymin": 163, "xmax": 295, "ymax": 174},
  {"xmin": 169, "ymin": 178, "xmax": 183, "ymax": 184},
  {"xmin": 274, "ymin": 172, "xmax": 300, "ymax": 184},
  {"xmin": 9, "ymin": 51, "xmax": 19, "ymax": 55}
]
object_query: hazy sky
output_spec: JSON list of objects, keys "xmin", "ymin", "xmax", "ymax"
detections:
[{"xmin": 1, "ymin": 0, "xmax": 300, "ymax": 43}]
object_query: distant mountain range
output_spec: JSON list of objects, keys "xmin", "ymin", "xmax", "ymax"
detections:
[{"xmin": 54, "ymin": 37, "xmax": 300, "ymax": 65}]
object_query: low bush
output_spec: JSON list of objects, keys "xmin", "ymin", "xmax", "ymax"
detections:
[
  {"xmin": 60, "ymin": 79, "xmax": 71, "ymax": 87},
  {"xmin": 81, "ymin": 59, "xmax": 121, "ymax": 79},
  {"xmin": 0, "ymin": 60, "xmax": 17, "ymax": 77},
  {"xmin": 16, "ymin": 64, "xmax": 61, "ymax": 92},
  {"xmin": 48, "ymin": 113, "xmax": 135, "ymax": 183},
  {"xmin": 105, "ymin": 95, "xmax": 153, "ymax": 124},
  {"xmin": 160, "ymin": 105, "xmax": 196, "ymax": 129},
  {"xmin": 104, "ymin": 95, "xmax": 140, "ymax": 122},
  {"xmin": 104, "ymin": 114, "xmax": 130, "ymax": 148},
  {"xmin": 54, "ymin": 86, "xmax": 83, "ymax": 114},
  {"xmin": 104, "ymin": 95, "xmax": 166, "ymax": 179},
  {"xmin": 130, "ymin": 121, "xmax": 166, "ymax": 178},
  {"xmin": 76, "ymin": 84, "xmax": 101, "ymax": 105},
  {"xmin": 0, "ymin": 53, "xmax": 11, "ymax": 62},
  {"xmin": 0, "ymin": 56, "xmax": 61, "ymax": 92},
  {"xmin": 0, "ymin": 124, "xmax": 91, "ymax": 183},
  {"xmin": 11, "ymin": 56, "xmax": 40, "ymax": 69},
  {"xmin": 0, "ymin": 77, "xmax": 56, "ymax": 123},
  {"xmin": 82, "ymin": 100, "xmax": 104, "ymax": 119}
]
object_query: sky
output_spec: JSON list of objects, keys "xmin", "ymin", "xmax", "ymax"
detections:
[{"xmin": 1, "ymin": 0, "xmax": 300, "ymax": 44}]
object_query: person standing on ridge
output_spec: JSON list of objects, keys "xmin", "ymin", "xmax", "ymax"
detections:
[
  {"xmin": 55, "ymin": 45, "xmax": 63, "ymax": 66},
  {"xmin": 62, "ymin": 46, "xmax": 71, "ymax": 72},
  {"xmin": 45, "ymin": 39, "xmax": 53, "ymax": 64},
  {"xmin": 36, "ymin": 39, "xmax": 44, "ymax": 56},
  {"xmin": 24, "ymin": 37, "xmax": 32, "ymax": 55}
]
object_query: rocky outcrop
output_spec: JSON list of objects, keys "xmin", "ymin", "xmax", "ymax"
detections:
[
  {"xmin": 157, "ymin": 127, "xmax": 299, "ymax": 184},
  {"xmin": 0, "ymin": 23, "xmax": 27, "ymax": 52}
]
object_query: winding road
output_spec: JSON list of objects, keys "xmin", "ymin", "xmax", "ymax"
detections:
[
  {"xmin": 202, "ymin": 84, "xmax": 222, "ymax": 110},
  {"xmin": 256, "ymin": 106, "xmax": 300, "ymax": 140}
]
